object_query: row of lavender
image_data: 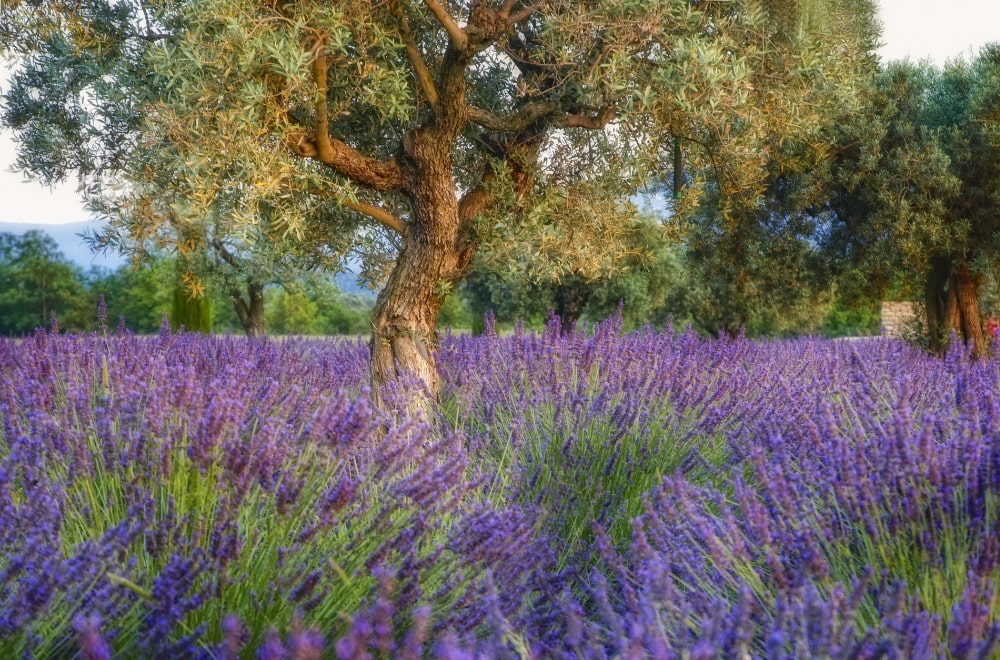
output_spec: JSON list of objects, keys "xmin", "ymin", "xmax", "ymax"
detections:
[{"xmin": 0, "ymin": 316, "xmax": 997, "ymax": 657}]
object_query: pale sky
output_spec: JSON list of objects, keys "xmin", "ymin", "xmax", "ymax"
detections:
[{"xmin": 2, "ymin": 0, "xmax": 999, "ymax": 226}]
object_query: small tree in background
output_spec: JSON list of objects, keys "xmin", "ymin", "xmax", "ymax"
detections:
[
  {"xmin": 0, "ymin": 231, "xmax": 90, "ymax": 334},
  {"xmin": 0, "ymin": 230, "xmax": 89, "ymax": 335},
  {"xmin": 88, "ymin": 257, "xmax": 174, "ymax": 333}
]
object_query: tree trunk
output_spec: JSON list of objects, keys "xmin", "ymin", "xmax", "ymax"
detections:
[
  {"xmin": 924, "ymin": 255, "xmax": 985, "ymax": 357},
  {"xmin": 232, "ymin": 281, "xmax": 266, "ymax": 338},
  {"xmin": 368, "ymin": 133, "xmax": 472, "ymax": 407},
  {"xmin": 553, "ymin": 280, "xmax": 590, "ymax": 331},
  {"xmin": 954, "ymin": 264, "xmax": 985, "ymax": 357},
  {"xmin": 368, "ymin": 232, "xmax": 468, "ymax": 407},
  {"xmin": 924, "ymin": 254, "xmax": 951, "ymax": 354}
]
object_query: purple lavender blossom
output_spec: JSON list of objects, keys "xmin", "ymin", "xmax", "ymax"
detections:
[
  {"xmin": 2, "ymin": 317, "xmax": 1000, "ymax": 656},
  {"xmin": 74, "ymin": 613, "xmax": 111, "ymax": 660}
]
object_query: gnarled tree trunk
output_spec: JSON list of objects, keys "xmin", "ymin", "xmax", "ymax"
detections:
[
  {"xmin": 553, "ymin": 279, "xmax": 590, "ymax": 331},
  {"xmin": 954, "ymin": 263, "xmax": 985, "ymax": 357},
  {"xmin": 231, "ymin": 281, "xmax": 265, "ymax": 338},
  {"xmin": 368, "ymin": 130, "xmax": 472, "ymax": 407},
  {"xmin": 924, "ymin": 255, "xmax": 985, "ymax": 357}
]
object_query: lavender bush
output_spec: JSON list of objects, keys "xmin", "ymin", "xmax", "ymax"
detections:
[{"xmin": 1, "ymin": 312, "xmax": 999, "ymax": 657}]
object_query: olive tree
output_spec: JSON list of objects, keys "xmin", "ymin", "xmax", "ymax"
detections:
[
  {"xmin": 818, "ymin": 51, "xmax": 1000, "ymax": 356},
  {"xmin": 3, "ymin": 0, "xmax": 874, "ymax": 398}
]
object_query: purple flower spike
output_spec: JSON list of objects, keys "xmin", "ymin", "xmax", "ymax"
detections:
[
  {"xmin": 74, "ymin": 613, "xmax": 111, "ymax": 660},
  {"xmin": 258, "ymin": 628, "xmax": 288, "ymax": 660}
]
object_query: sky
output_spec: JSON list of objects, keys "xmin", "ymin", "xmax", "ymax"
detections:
[{"xmin": 1, "ymin": 0, "xmax": 999, "ymax": 227}]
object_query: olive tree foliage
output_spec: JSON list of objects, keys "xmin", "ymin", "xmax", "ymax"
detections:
[
  {"xmin": 463, "ymin": 0, "xmax": 879, "ymax": 340},
  {"xmin": 0, "ymin": 0, "xmax": 339, "ymax": 337},
  {"xmin": 652, "ymin": 0, "xmax": 879, "ymax": 336},
  {"xmin": 3, "ymin": 0, "xmax": 873, "ymax": 398}
]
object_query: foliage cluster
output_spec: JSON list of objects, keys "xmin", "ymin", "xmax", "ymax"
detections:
[{"xmin": 2, "ymin": 316, "xmax": 1000, "ymax": 655}]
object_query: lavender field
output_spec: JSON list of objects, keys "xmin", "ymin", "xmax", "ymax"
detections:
[{"xmin": 1, "ymin": 314, "xmax": 999, "ymax": 658}]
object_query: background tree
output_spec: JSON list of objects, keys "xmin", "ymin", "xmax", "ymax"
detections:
[
  {"xmin": 815, "ymin": 51, "xmax": 1000, "ymax": 356},
  {"xmin": 649, "ymin": 0, "xmax": 880, "ymax": 337},
  {"xmin": 0, "ymin": 0, "xmax": 349, "ymax": 338},
  {"xmin": 463, "ymin": 216, "xmax": 685, "ymax": 331},
  {"xmin": 88, "ymin": 257, "xmax": 174, "ymax": 333},
  {"xmin": 0, "ymin": 231, "xmax": 90, "ymax": 334},
  {"xmin": 3, "ymin": 0, "xmax": 878, "ymax": 400},
  {"xmin": 265, "ymin": 274, "xmax": 370, "ymax": 336},
  {"xmin": 676, "ymin": 174, "xmax": 837, "ymax": 336},
  {"xmin": 88, "ymin": 193, "xmax": 358, "ymax": 337}
]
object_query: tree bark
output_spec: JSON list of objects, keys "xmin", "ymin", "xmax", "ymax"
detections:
[
  {"xmin": 231, "ymin": 281, "xmax": 266, "ymax": 338},
  {"xmin": 368, "ymin": 131, "xmax": 472, "ymax": 407},
  {"xmin": 924, "ymin": 255, "xmax": 985, "ymax": 357},
  {"xmin": 924, "ymin": 254, "xmax": 950, "ymax": 354},
  {"xmin": 954, "ymin": 264, "xmax": 985, "ymax": 357}
]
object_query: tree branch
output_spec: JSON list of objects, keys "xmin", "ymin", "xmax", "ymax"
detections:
[
  {"xmin": 210, "ymin": 237, "xmax": 241, "ymax": 268},
  {"xmin": 285, "ymin": 51, "xmax": 405, "ymax": 191},
  {"xmin": 286, "ymin": 127, "xmax": 404, "ymax": 191},
  {"xmin": 135, "ymin": 31, "xmax": 174, "ymax": 42},
  {"xmin": 343, "ymin": 199, "xmax": 408, "ymax": 235},
  {"xmin": 467, "ymin": 102, "xmax": 555, "ymax": 133},
  {"xmin": 390, "ymin": 0, "xmax": 439, "ymax": 105},
  {"xmin": 554, "ymin": 106, "xmax": 618, "ymax": 130},
  {"xmin": 299, "ymin": 180, "xmax": 406, "ymax": 234},
  {"xmin": 423, "ymin": 0, "xmax": 467, "ymax": 51},
  {"xmin": 311, "ymin": 44, "xmax": 336, "ymax": 164},
  {"xmin": 507, "ymin": 5, "xmax": 536, "ymax": 25}
]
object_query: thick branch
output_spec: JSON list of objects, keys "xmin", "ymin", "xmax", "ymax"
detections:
[
  {"xmin": 287, "ymin": 128, "xmax": 404, "ymax": 191},
  {"xmin": 289, "ymin": 46, "xmax": 405, "ymax": 191},
  {"xmin": 311, "ymin": 45, "xmax": 335, "ymax": 164},
  {"xmin": 287, "ymin": 64, "xmax": 403, "ymax": 190},
  {"xmin": 467, "ymin": 102, "xmax": 554, "ymax": 133},
  {"xmin": 210, "ymin": 237, "xmax": 241, "ymax": 268},
  {"xmin": 423, "ymin": 0, "xmax": 467, "ymax": 51},
  {"xmin": 343, "ymin": 199, "xmax": 408, "ymax": 235},
  {"xmin": 554, "ymin": 106, "xmax": 618, "ymax": 130},
  {"xmin": 507, "ymin": 5, "xmax": 536, "ymax": 24}
]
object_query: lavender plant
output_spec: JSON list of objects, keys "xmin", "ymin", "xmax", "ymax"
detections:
[{"xmin": 0, "ymin": 325, "xmax": 489, "ymax": 657}]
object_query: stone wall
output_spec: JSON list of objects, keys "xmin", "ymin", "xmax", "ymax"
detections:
[{"xmin": 880, "ymin": 301, "xmax": 917, "ymax": 338}]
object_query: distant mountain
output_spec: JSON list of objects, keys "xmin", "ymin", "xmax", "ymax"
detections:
[
  {"xmin": 0, "ymin": 221, "xmax": 377, "ymax": 299},
  {"xmin": 0, "ymin": 221, "xmax": 126, "ymax": 270}
]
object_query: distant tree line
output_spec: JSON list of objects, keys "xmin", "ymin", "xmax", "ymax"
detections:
[
  {"xmin": 3, "ymin": 226, "xmax": 883, "ymax": 340},
  {"xmin": 0, "ymin": 230, "xmax": 372, "ymax": 337}
]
